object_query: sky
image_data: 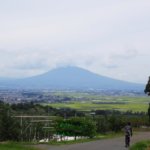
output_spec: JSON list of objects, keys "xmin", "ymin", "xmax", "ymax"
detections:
[{"xmin": 0, "ymin": 0, "xmax": 150, "ymax": 84}]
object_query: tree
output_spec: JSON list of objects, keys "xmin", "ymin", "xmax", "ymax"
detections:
[
  {"xmin": 148, "ymin": 103, "xmax": 150, "ymax": 123},
  {"xmin": 0, "ymin": 104, "xmax": 20, "ymax": 141},
  {"xmin": 144, "ymin": 76, "xmax": 150, "ymax": 95},
  {"xmin": 108, "ymin": 115, "xmax": 125, "ymax": 132},
  {"xmin": 144, "ymin": 77, "xmax": 150, "ymax": 123},
  {"xmin": 56, "ymin": 117, "xmax": 96, "ymax": 140},
  {"xmin": 96, "ymin": 116, "xmax": 110, "ymax": 134}
]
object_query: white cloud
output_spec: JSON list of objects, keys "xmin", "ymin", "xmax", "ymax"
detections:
[{"xmin": 0, "ymin": 0, "xmax": 150, "ymax": 83}]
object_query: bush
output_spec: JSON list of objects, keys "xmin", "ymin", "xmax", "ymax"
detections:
[
  {"xmin": 130, "ymin": 140, "xmax": 150, "ymax": 150},
  {"xmin": 55, "ymin": 117, "xmax": 96, "ymax": 139}
]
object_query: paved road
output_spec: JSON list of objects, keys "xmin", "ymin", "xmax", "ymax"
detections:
[{"xmin": 36, "ymin": 132, "xmax": 150, "ymax": 150}]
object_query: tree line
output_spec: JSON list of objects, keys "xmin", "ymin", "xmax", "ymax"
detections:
[{"xmin": 0, "ymin": 101, "xmax": 149, "ymax": 142}]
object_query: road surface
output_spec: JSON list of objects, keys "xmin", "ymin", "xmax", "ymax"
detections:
[{"xmin": 35, "ymin": 132, "xmax": 150, "ymax": 150}]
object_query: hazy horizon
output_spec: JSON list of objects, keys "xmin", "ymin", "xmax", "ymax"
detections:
[
  {"xmin": 0, "ymin": 66, "xmax": 145, "ymax": 85},
  {"xmin": 0, "ymin": 0, "xmax": 150, "ymax": 84}
]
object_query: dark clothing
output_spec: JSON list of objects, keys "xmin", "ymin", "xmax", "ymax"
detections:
[
  {"xmin": 124, "ymin": 125, "xmax": 132, "ymax": 147},
  {"xmin": 125, "ymin": 135, "xmax": 130, "ymax": 147}
]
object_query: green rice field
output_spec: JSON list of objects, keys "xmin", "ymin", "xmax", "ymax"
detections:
[{"xmin": 47, "ymin": 94, "xmax": 150, "ymax": 112}]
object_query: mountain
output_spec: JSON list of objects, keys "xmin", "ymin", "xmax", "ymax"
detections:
[{"xmin": 0, "ymin": 66, "xmax": 144, "ymax": 90}]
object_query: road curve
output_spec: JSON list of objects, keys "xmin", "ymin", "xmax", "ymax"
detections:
[{"xmin": 35, "ymin": 132, "xmax": 150, "ymax": 150}]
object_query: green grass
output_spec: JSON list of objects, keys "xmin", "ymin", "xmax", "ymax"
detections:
[
  {"xmin": 0, "ymin": 143, "xmax": 39, "ymax": 150},
  {"xmin": 130, "ymin": 140, "xmax": 150, "ymax": 150}
]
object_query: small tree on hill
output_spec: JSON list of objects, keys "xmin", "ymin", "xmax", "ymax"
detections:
[
  {"xmin": 144, "ymin": 76, "xmax": 150, "ymax": 95},
  {"xmin": 144, "ymin": 77, "xmax": 150, "ymax": 123}
]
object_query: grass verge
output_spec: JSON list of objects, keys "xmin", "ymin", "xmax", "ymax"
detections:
[
  {"xmin": 130, "ymin": 140, "xmax": 150, "ymax": 150},
  {"xmin": 0, "ymin": 142, "xmax": 39, "ymax": 150}
]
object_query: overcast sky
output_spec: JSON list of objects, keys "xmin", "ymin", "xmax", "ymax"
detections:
[{"xmin": 0, "ymin": 0, "xmax": 150, "ymax": 83}]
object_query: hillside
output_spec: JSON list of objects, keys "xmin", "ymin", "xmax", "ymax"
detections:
[{"xmin": 0, "ymin": 66, "xmax": 144, "ymax": 90}]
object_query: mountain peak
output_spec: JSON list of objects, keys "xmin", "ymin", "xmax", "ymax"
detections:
[
  {"xmin": 0, "ymin": 66, "xmax": 144, "ymax": 90},
  {"xmin": 49, "ymin": 66, "xmax": 90, "ymax": 73}
]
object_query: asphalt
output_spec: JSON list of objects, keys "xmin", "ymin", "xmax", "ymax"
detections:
[{"xmin": 35, "ymin": 132, "xmax": 150, "ymax": 150}]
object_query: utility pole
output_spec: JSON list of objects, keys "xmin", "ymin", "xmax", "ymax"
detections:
[{"xmin": 20, "ymin": 115, "xmax": 23, "ymax": 142}]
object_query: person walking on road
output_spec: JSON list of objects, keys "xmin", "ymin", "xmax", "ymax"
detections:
[{"xmin": 124, "ymin": 122, "xmax": 132, "ymax": 148}]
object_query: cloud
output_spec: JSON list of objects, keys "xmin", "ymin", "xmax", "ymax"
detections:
[
  {"xmin": 0, "ymin": 0, "xmax": 150, "ymax": 83},
  {"xmin": 112, "ymin": 49, "xmax": 138, "ymax": 59}
]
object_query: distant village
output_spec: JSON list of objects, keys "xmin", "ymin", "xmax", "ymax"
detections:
[{"xmin": 0, "ymin": 89, "xmax": 145, "ymax": 104}]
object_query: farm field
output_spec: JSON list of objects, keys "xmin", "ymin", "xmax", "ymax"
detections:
[{"xmin": 47, "ymin": 94, "xmax": 150, "ymax": 112}]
